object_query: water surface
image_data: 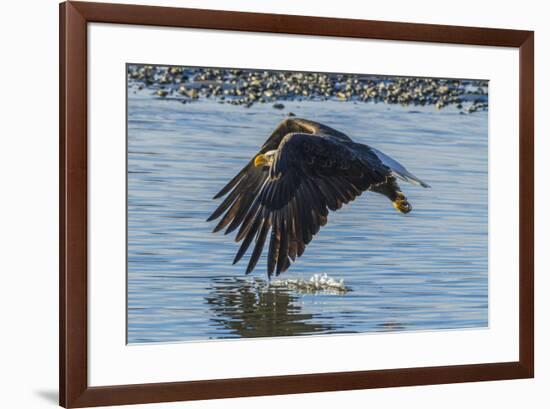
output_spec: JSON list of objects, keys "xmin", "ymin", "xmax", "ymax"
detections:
[{"xmin": 127, "ymin": 88, "xmax": 488, "ymax": 343}]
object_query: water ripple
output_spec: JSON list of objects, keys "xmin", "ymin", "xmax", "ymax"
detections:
[{"xmin": 127, "ymin": 90, "xmax": 488, "ymax": 343}]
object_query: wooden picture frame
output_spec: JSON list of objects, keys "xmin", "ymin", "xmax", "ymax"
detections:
[{"xmin": 59, "ymin": 1, "xmax": 534, "ymax": 407}]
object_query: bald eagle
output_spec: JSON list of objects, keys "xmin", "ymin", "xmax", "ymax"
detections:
[{"xmin": 207, "ymin": 118, "xmax": 429, "ymax": 277}]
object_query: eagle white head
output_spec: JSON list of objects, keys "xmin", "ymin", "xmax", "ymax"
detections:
[{"xmin": 254, "ymin": 149, "xmax": 277, "ymax": 167}]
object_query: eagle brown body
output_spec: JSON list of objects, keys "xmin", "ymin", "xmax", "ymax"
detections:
[{"xmin": 207, "ymin": 118, "xmax": 429, "ymax": 278}]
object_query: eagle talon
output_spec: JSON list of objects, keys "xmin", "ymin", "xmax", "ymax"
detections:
[{"xmin": 392, "ymin": 198, "xmax": 412, "ymax": 214}]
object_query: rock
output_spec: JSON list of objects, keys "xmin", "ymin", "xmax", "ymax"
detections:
[
  {"xmin": 273, "ymin": 103, "xmax": 285, "ymax": 110},
  {"xmin": 336, "ymin": 92, "xmax": 347, "ymax": 100},
  {"xmin": 437, "ymin": 85, "xmax": 449, "ymax": 95},
  {"xmin": 187, "ymin": 89, "xmax": 199, "ymax": 99}
]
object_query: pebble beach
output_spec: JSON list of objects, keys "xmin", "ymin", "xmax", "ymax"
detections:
[{"xmin": 128, "ymin": 64, "xmax": 489, "ymax": 114}]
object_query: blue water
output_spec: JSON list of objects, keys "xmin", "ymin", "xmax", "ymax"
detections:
[{"xmin": 127, "ymin": 87, "xmax": 488, "ymax": 343}]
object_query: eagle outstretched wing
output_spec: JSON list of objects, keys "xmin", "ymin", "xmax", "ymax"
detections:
[{"xmin": 207, "ymin": 118, "xmax": 388, "ymax": 277}]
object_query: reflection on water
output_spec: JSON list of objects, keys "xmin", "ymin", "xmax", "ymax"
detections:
[
  {"xmin": 205, "ymin": 277, "xmax": 333, "ymax": 338},
  {"xmin": 127, "ymin": 85, "xmax": 488, "ymax": 344}
]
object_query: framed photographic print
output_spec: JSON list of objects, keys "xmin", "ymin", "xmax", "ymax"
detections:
[{"xmin": 59, "ymin": 1, "xmax": 534, "ymax": 407}]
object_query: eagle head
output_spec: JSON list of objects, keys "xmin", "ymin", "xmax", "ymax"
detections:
[{"xmin": 254, "ymin": 150, "xmax": 277, "ymax": 167}]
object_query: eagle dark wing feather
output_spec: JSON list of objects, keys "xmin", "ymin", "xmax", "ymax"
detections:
[
  {"xmin": 208, "ymin": 165, "xmax": 266, "ymax": 233},
  {"xmin": 246, "ymin": 215, "xmax": 271, "ymax": 274}
]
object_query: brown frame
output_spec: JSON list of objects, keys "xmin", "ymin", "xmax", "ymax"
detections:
[{"xmin": 59, "ymin": 1, "xmax": 534, "ymax": 407}]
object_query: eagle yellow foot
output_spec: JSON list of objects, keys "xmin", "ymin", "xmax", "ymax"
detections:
[{"xmin": 392, "ymin": 193, "xmax": 412, "ymax": 214}]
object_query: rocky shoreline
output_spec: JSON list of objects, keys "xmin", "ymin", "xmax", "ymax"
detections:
[{"xmin": 128, "ymin": 64, "xmax": 488, "ymax": 114}]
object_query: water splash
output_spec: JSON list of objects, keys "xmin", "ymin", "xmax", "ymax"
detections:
[{"xmin": 269, "ymin": 273, "xmax": 350, "ymax": 294}]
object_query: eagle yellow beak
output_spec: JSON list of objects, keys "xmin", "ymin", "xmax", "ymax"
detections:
[{"xmin": 254, "ymin": 154, "xmax": 268, "ymax": 167}]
